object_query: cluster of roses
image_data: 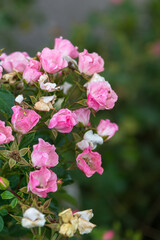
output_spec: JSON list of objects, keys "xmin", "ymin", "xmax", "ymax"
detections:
[{"xmin": 0, "ymin": 37, "xmax": 118, "ymax": 236}]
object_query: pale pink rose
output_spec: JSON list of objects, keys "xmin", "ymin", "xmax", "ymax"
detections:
[
  {"xmin": 73, "ymin": 108, "xmax": 91, "ymax": 126},
  {"xmin": 86, "ymin": 81, "xmax": 118, "ymax": 111},
  {"xmin": 27, "ymin": 167, "xmax": 57, "ymax": 198},
  {"xmin": 40, "ymin": 47, "xmax": 68, "ymax": 73},
  {"xmin": 0, "ymin": 120, "xmax": 14, "ymax": 144},
  {"xmin": 97, "ymin": 119, "xmax": 118, "ymax": 140},
  {"xmin": 31, "ymin": 138, "xmax": 59, "ymax": 168},
  {"xmin": 1, "ymin": 51, "xmax": 29, "ymax": 73},
  {"xmin": 76, "ymin": 146, "xmax": 103, "ymax": 177},
  {"xmin": 23, "ymin": 59, "xmax": 42, "ymax": 84},
  {"xmin": 48, "ymin": 108, "xmax": 77, "ymax": 133},
  {"xmin": 0, "ymin": 66, "xmax": 3, "ymax": 79},
  {"xmin": 11, "ymin": 106, "xmax": 41, "ymax": 134},
  {"xmin": 103, "ymin": 230, "xmax": 115, "ymax": 240},
  {"xmin": 54, "ymin": 36, "xmax": 79, "ymax": 58},
  {"xmin": 78, "ymin": 49, "xmax": 104, "ymax": 75}
]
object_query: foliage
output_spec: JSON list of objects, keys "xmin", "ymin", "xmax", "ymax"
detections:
[{"xmin": 70, "ymin": 0, "xmax": 160, "ymax": 239}]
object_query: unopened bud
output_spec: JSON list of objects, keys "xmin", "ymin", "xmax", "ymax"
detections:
[{"xmin": 0, "ymin": 177, "xmax": 9, "ymax": 190}]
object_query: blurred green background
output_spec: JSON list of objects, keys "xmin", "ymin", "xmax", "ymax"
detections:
[{"xmin": 0, "ymin": 0, "xmax": 160, "ymax": 239}]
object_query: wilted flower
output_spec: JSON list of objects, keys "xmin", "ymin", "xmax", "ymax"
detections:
[
  {"xmin": 58, "ymin": 208, "xmax": 96, "ymax": 237},
  {"xmin": 31, "ymin": 138, "xmax": 59, "ymax": 168},
  {"xmin": 78, "ymin": 49, "xmax": 104, "ymax": 75},
  {"xmin": 74, "ymin": 209, "xmax": 96, "ymax": 234},
  {"xmin": 21, "ymin": 208, "xmax": 45, "ymax": 228},
  {"xmin": 0, "ymin": 120, "xmax": 14, "ymax": 144},
  {"xmin": 76, "ymin": 146, "xmax": 103, "ymax": 177},
  {"xmin": 34, "ymin": 95, "xmax": 56, "ymax": 111},
  {"xmin": 27, "ymin": 167, "xmax": 57, "ymax": 198}
]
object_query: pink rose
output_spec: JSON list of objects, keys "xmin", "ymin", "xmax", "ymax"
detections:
[
  {"xmin": 73, "ymin": 108, "xmax": 91, "ymax": 126},
  {"xmin": 0, "ymin": 120, "xmax": 14, "ymax": 144},
  {"xmin": 76, "ymin": 146, "xmax": 103, "ymax": 177},
  {"xmin": 78, "ymin": 49, "xmax": 104, "ymax": 75},
  {"xmin": 87, "ymin": 81, "xmax": 118, "ymax": 111},
  {"xmin": 11, "ymin": 106, "xmax": 41, "ymax": 134},
  {"xmin": 40, "ymin": 47, "xmax": 68, "ymax": 73},
  {"xmin": 48, "ymin": 108, "xmax": 77, "ymax": 133},
  {"xmin": 23, "ymin": 59, "xmax": 42, "ymax": 84},
  {"xmin": 27, "ymin": 167, "xmax": 57, "ymax": 198},
  {"xmin": 0, "ymin": 51, "xmax": 29, "ymax": 73},
  {"xmin": 97, "ymin": 119, "xmax": 118, "ymax": 140},
  {"xmin": 0, "ymin": 66, "xmax": 3, "ymax": 79},
  {"xmin": 31, "ymin": 138, "xmax": 59, "ymax": 168},
  {"xmin": 103, "ymin": 231, "xmax": 115, "ymax": 240},
  {"xmin": 54, "ymin": 36, "xmax": 79, "ymax": 58}
]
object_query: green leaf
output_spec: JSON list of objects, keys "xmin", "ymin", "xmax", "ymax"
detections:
[
  {"xmin": 0, "ymin": 216, "xmax": 4, "ymax": 232},
  {"xmin": 0, "ymin": 88, "xmax": 15, "ymax": 116},
  {"xmin": 19, "ymin": 132, "xmax": 35, "ymax": 148},
  {"xmin": 0, "ymin": 209, "xmax": 8, "ymax": 216},
  {"xmin": 1, "ymin": 190, "xmax": 14, "ymax": 199},
  {"xmin": 76, "ymin": 99, "xmax": 87, "ymax": 106},
  {"xmin": 9, "ymin": 158, "xmax": 16, "ymax": 169},
  {"xmin": 19, "ymin": 148, "xmax": 29, "ymax": 157},
  {"xmin": 10, "ymin": 198, "xmax": 18, "ymax": 208}
]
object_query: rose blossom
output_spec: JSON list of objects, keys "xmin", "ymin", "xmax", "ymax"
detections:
[
  {"xmin": 0, "ymin": 120, "xmax": 14, "ymax": 144},
  {"xmin": 97, "ymin": 119, "xmax": 118, "ymax": 140},
  {"xmin": 54, "ymin": 36, "xmax": 79, "ymax": 58},
  {"xmin": 40, "ymin": 47, "xmax": 68, "ymax": 73},
  {"xmin": 73, "ymin": 108, "xmax": 91, "ymax": 127},
  {"xmin": 76, "ymin": 146, "xmax": 103, "ymax": 177},
  {"xmin": 27, "ymin": 167, "xmax": 57, "ymax": 198},
  {"xmin": 86, "ymin": 80, "xmax": 118, "ymax": 111},
  {"xmin": 23, "ymin": 59, "xmax": 42, "ymax": 84},
  {"xmin": 11, "ymin": 106, "xmax": 41, "ymax": 134},
  {"xmin": 77, "ymin": 130, "xmax": 103, "ymax": 150},
  {"xmin": 103, "ymin": 230, "xmax": 115, "ymax": 240},
  {"xmin": 0, "ymin": 51, "xmax": 29, "ymax": 72},
  {"xmin": 0, "ymin": 66, "xmax": 3, "ymax": 79},
  {"xmin": 31, "ymin": 138, "xmax": 59, "ymax": 168},
  {"xmin": 78, "ymin": 49, "xmax": 104, "ymax": 75},
  {"xmin": 48, "ymin": 109, "xmax": 77, "ymax": 133}
]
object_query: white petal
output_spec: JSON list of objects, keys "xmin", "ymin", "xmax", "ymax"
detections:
[
  {"xmin": 77, "ymin": 140, "xmax": 89, "ymax": 150},
  {"xmin": 40, "ymin": 95, "xmax": 55, "ymax": 103},
  {"xmin": 23, "ymin": 207, "xmax": 45, "ymax": 222},
  {"xmin": 78, "ymin": 218, "xmax": 96, "ymax": 235},
  {"xmin": 38, "ymin": 74, "xmax": 48, "ymax": 83},
  {"xmin": 74, "ymin": 209, "xmax": 93, "ymax": 221},
  {"xmin": 15, "ymin": 94, "xmax": 24, "ymax": 104}
]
